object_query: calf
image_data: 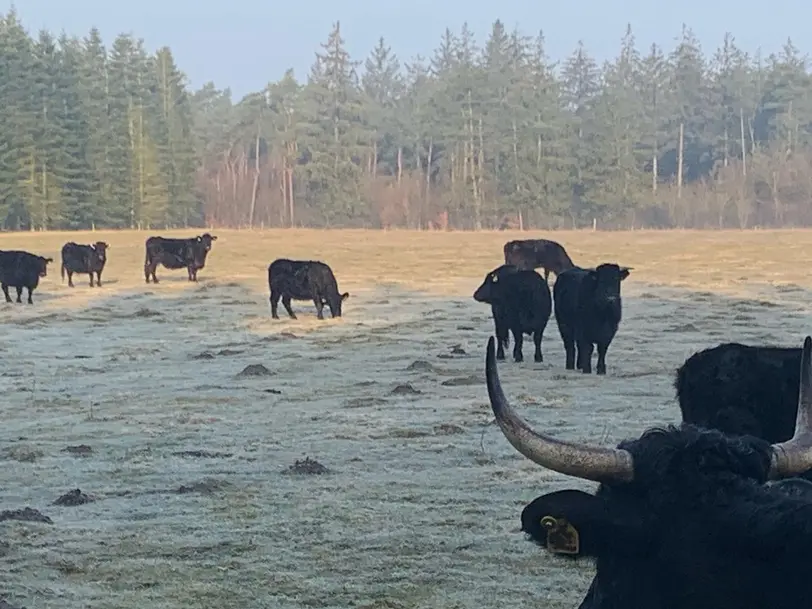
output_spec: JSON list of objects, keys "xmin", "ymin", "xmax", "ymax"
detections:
[
  {"xmin": 61, "ymin": 241, "xmax": 108, "ymax": 287},
  {"xmin": 503, "ymin": 239, "xmax": 576, "ymax": 281},
  {"xmin": 473, "ymin": 264, "xmax": 552, "ymax": 363},
  {"xmin": 553, "ymin": 263, "xmax": 631, "ymax": 374},
  {"xmin": 144, "ymin": 233, "xmax": 217, "ymax": 283},
  {"xmin": 268, "ymin": 258, "xmax": 349, "ymax": 320},
  {"xmin": 0, "ymin": 250, "xmax": 52, "ymax": 304}
]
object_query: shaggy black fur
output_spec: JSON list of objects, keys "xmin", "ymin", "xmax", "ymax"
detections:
[{"xmin": 520, "ymin": 424, "xmax": 812, "ymax": 609}]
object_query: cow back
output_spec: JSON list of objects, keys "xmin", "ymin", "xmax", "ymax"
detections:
[
  {"xmin": 0, "ymin": 250, "xmax": 48, "ymax": 285},
  {"xmin": 675, "ymin": 343, "xmax": 800, "ymax": 443}
]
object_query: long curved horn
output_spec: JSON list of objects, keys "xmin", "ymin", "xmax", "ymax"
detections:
[
  {"xmin": 770, "ymin": 336, "xmax": 812, "ymax": 478},
  {"xmin": 485, "ymin": 336, "xmax": 635, "ymax": 484}
]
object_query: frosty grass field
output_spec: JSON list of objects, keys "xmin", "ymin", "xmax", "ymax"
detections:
[{"xmin": 2, "ymin": 228, "xmax": 812, "ymax": 609}]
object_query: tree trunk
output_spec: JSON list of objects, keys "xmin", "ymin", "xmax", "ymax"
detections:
[{"xmin": 676, "ymin": 121, "xmax": 684, "ymax": 199}]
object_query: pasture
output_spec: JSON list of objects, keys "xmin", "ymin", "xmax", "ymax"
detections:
[{"xmin": 2, "ymin": 227, "xmax": 812, "ymax": 608}]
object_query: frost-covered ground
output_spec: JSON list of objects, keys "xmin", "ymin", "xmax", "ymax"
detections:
[{"xmin": 2, "ymin": 228, "xmax": 812, "ymax": 609}]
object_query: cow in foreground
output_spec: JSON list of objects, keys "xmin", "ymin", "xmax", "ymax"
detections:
[
  {"xmin": 473, "ymin": 264, "xmax": 551, "ymax": 362},
  {"xmin": 144, "ymin": 233, "xmax": 217, "ymax": 283},
  {"xmin": 0, "ymin": 250, "xmax": 52, "ymax": 304},
  {"xmin": 268, "ymin": 258, "xmax": 349, "ymax": 320},
  {"xmin": 61, "ymin": 241, "xmax": 109, "ymax": 287},
  {"xmin": 553, "ymin": 263, "xmax": 631, "ymax": 374},
  {"xmin": 675, "ymin": 341, "xmax": 811, "ymax": 479},
  {"xmin": 485, "ymin": 334, "xmax": 812, "ymax": 609},
  {"xmin": 503, "ymin": 239, "xmax": 576, "ymax": 281}
]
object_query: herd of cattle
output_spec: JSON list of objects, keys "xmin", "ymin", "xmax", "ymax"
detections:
[
  {"xmin": 0, "ymin": 233, "xmax": 351, "ymax": 319},
  {"xmin": 1, "ymin": 231, "xmax": 811, "ymax": 608}
]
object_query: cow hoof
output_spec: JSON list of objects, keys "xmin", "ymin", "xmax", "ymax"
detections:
[
  {"xmin": 596, "ymin": 368, "xmax": 607, "ymax": 375},
  {"xmin": 534, "ymin": 355, "xmax": 543, "ymax": 363},
  {"xmin": 271, "ymin": 314, "xmax": 280, "ymax": 320},
  {"xmin": 514, "ymin": 356, "xmax": 523, "ymax": 363},
  {"xmin": 496, "ymin": 353, "xmax": 505, "ymax": 361}
]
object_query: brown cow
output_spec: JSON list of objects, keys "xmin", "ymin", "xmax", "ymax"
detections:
[{"xmin": 503, "ymin": 239, "xmax": 575, "ymax": 281}]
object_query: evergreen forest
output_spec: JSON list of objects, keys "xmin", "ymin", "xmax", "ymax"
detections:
[{"xmin": 2, "ymin": 9, "xmax": 812, "ymax": 231}]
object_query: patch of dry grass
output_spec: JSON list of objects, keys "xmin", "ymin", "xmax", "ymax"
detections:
[{"xmin": 2, "ymin": 228, "xmax": 812, "ymax": 609}]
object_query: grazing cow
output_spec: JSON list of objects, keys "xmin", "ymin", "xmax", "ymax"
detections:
[
  {"xmin": 473, "ymin": 264, "xmax": 552, "ymax": 363},
  {"xmin": 268, "ymin": 258, "xmax": 349, "ymax": 320},
  {"xmin": 674, "ymin": 342, "xmax": 811, "ymax": 478},
  {"xmin": 144, "ymin": 233, "xmax": 217, "ymax": 283},
  {"xmin": 61, "ymin": 241, "xmax": 109, "ymax": 287},
  {"xmin": 553, "ymin": 263, "xmax": 631, "ymax": 374},
  {"xmin": 0, "ymin": 250, "xmax": 52, "ymax": 304},
  {"xmin": 503, "ymin": 239, "xmax": 576, "ymax": 281},
  {"xmin": 485, "ymin": 334, "xmax": 812, "ymax": 609}
]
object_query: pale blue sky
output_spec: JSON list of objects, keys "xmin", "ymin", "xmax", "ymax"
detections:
[{"xmin": 3, "ymin": 0, "xmax": 810, "ymax": 101}]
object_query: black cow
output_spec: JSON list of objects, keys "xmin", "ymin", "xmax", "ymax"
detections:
[
  {"xmin": 503, "ymin": 239, "xmax": 576, "ymax": 281},
  {"xmin": 674, "ymin": 342, "xmax": 809, "ymax": 476},
  {"xmin": 268, "ymin": 258, "xmax": 349, "ymax": 320},
  {"xmin": 144, "ymin": 233, "xmax": 217, "ymax": 283},
  {"xmin": 485, "ymin": 334, "xmax": 812, "ymax": 609},
  {"xmin": 0, "ymin": 250, "xmax": 52, "ymax": 304},
  {"xmin": 553, "ymin": 263, "xmax": 631, "ymax": 374},
  {"xmin": 61, "ymin": 241, "xmax": 109, "ymax": 287},
  {"xmin": 473, "ymin": 264, "xmax": 552, "ymax": 363}
]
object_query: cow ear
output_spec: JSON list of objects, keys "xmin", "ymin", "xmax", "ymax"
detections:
[
  {"xmin": 619, "ymin": 267, "xmax": 631, "ymax": 281},
  {"xmin": 341, "ymin": 292, "xmax": 349, "ymax": 300},
  {"xmin": 522, "ymin": 489, "xmax": 648, "ymax": 559},
  {"xmin": 46, "ymin": 257, "xmax": 53, "ymax": 263},
  {"xmin": 211, "ymin": 236, "xmax": 218, "ymax": 240}
]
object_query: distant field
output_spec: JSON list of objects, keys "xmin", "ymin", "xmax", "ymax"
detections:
[{"xmin": 2, "ymin": 228, "xmax": 812, "ymax": 609}]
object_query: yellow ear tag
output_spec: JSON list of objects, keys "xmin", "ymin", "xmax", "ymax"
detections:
[{"xmin": 541, "ymin": 515, "xmax": 580, "ymax": 555}]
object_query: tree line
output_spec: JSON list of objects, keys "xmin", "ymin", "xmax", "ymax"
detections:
[{"xmin": 3, "ymin": 9, "xmax": 812, "ymax": 231}]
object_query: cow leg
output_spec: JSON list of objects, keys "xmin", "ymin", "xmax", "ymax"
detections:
[
  {"xmin": 511, "ymin": 328, "xmax": 524, "ymax": 362},
  {"xmin": 67, "ymin": 271, "xmax": 74, "ymax": 288},
  {"xmin": 15, "ymin": 286, "xmax": 23, "ymax": 303},
  {"xmin": 1, "ymin": 284, "xmax": 10, "ymax": 303},
  {"xmin": 270, "ymin": 290, "xmax": 282, "ymax": 318},
  {"xmin": 96, "ymin": 271, "xmax": 102, "ymax": 287},
  {"xmin": 26, "ymin": 286, "xmax": 34, "ymax": 304},
  {"xmin": 533, "ymin": 329, "xmax": 543, "ymax": 362},
  {"xmin": 145, "ymin": 262, "xmax": 158, "ymax": 283},
  {"xmin": 88, "ymin": 272, "xmax": 94, "ymax": 287},
  {"xmin": 281, "ymin": 295, "xmax": 297, "ymax": 319},
  {"xmin": 495, "ymin": 324, "xmax": 508, "ymax": 361},
  {"xmin": 578, "ymin": 341, "xmax": 594, "ymax": 374},
  {"xmin": 314, "ymin": 297, "xmax": 325, "ymax": 320},
  {"xmin": 559, "ymin": 323, "xmax": 576, "ymax": 370},
  {"xmin": 596, "ymin": 342, "xmax": 610, "ymax": 375}
]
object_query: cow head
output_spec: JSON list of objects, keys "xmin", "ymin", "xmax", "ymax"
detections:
[
  {"xmin": 93, "ymin": 241, "xmax": 108, "ymax": 262},
  {"xmin": 188, "ymin": 242, "xmax": 210, "ymax": 269},
  {"xmin": 473, "ymin": 265, "xmax": 520, "ymax": 304},
  {"xmin": 485, "ymin": 334, "xmax": 812, "ymax": 607},
  {"xmin": 586, "ymin": 263, "xmax": 631, "ymax": 305},
  {"xmin": 198, "ymin": 233, "xmax": 217, "ymax": 252},
  {"xmin": 37, "ymin": 256, "xmax": 53, "ymax": 277},
  {"xmin": 328, "ymin": 291, "xmax": 350, "ymax": 317}
]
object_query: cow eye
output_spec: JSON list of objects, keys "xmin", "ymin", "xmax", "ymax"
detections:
[{"xmin": 492, "ymin": 275, "xmax": 498, "ymax": 282}]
